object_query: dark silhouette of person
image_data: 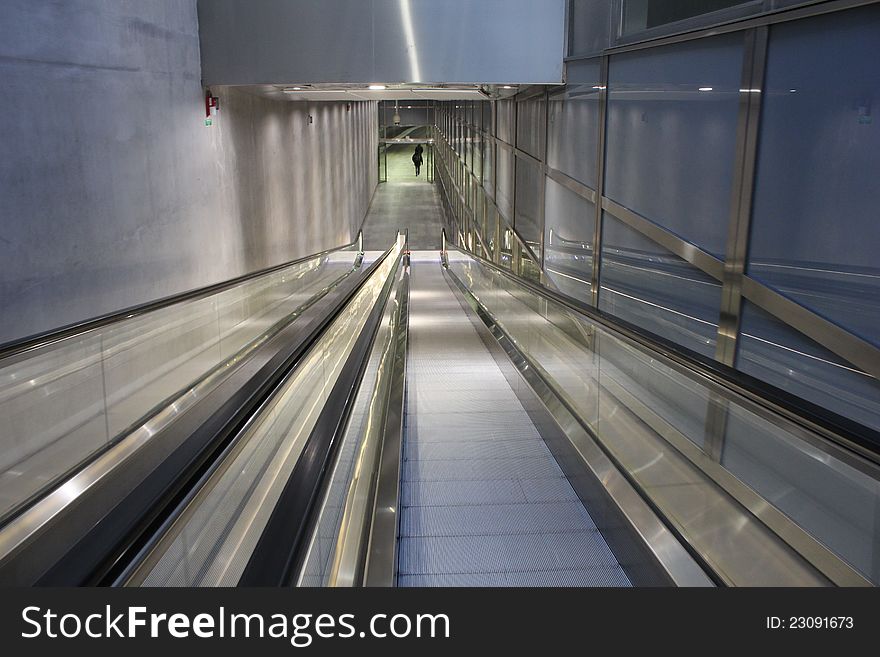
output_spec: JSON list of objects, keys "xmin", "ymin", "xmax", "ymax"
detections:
[{"xmin": 412, "ymin": 144, "xmax": 423, "ymax": 176}]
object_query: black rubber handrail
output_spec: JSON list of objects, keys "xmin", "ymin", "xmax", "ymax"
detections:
[
  {"xmin": 239, "ymin": 250, "xmax": 405, "ymax": 586},
  {"xmin": 0, "ymin": 234, "xmax": 362, "ymax": 361},
  {"xmin": 445, "ymin": 240, "xmax": 880, "ymax": 463}
]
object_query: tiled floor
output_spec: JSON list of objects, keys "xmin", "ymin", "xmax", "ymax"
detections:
[
  {"xmin": 398, "ymin": 252, "xmax": 630, "ymax": 587},
  {"xmin": 361, "ymin": 147, "xmax": 443, "ymax": 251}
]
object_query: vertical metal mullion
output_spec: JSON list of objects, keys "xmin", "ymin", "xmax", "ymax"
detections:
[
  {"xmin": 539, "ymin": 89, "xmax": 550, "ymax": 274},
  {"xmin": 589, "ymin": 55, "xmax": 609, "ymax": 308},
  {"xmin": 492, "ymin": 101, "xmax": 497, "ymax": 204},
  {"xmin": 511, "ymin": 98, "xmax": 520, "ymax": 273},
  {"xmin": 704, "ymin": 25, "xmax": 768, "ymax": 463},
  {"xmin": 715, "ymin": 25, "xmax": 768, "ymax": 367}
]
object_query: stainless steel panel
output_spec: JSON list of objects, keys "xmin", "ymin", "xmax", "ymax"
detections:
[{"xmin": 199, "ymin": 0, "xmax": 566, "ymax": 86}]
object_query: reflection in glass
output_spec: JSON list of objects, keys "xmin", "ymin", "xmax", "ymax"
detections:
[
  {"xmin": 447, "ymin": 249, "xmax": 880, "ymax": 584},
  {"xmin": 547, "ymin": 59, "xmax": 601, "ymax": 188},
  {"xmin": 737, "ymin": 301, "xmax": 880, "ymax": 434},
  {"xmin": 622, "ymin": 0, "xmax": 752, "ymax": 35},
  {"xmin": 604, "ymin": 33, "xmax": 743, "ymax": 257},
  {"xmin": 543, "ymin": 178, "xmax": 594, "ymax": 305},
  {"xmin": 747, "ymin": 6, "xmax": 880, "ymax": 349},
  {"xmin": 516, "ymin": 96, "xmax": 546, "ymax": 158},
  {"xmin": 599, "ymin": 213, "xmax": 721, "ymax": 358},
  {"xmin": 514, "ymin": 156, "xmax": 543, "ymax": 260},
  {"xmin": 568, "ymin": 0, "xmax": 612, "ymax": 56},
  {"xmin": 496, "ymin": 147, "xmax": 514, "ymax": 222},
  {"xmin": 0, "ymin": 250, "xmax": 360, "ymax": 522},
  {"xmin": 497, "ymin": 99, "xmax": 515, "ymax": 144}
]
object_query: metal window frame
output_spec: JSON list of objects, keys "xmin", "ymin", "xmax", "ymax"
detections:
[
  {"xmin": 434, "ymin": 0, "xmax": 880, "ymax": 450},
  {"xmin": 590, "ymin": 56, "xmax": 609, "ymax": 307},
  {"xmin": 716, "ymin": 26, "xmax": 768, "ymax": 367}
]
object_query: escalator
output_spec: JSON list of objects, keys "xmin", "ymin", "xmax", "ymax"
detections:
[
  {"xmin": 397, "ymin": 252, "xmax": 629, "ymax": 586},
  {"xmin": 0, "ymin": 232, "xmax": 878, "ymax": 587}
]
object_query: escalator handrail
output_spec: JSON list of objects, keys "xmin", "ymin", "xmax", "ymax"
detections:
[
  {"xmin": 0, "ymin": 232, "xmax": 364, "ymax": 362},
  {"xmin": 238, "ymin": 245, "xmax": 407, "ymax": 586},
  {"xmin": 114, "ymin": 241, "xmax": 402, "ymax": 587}
]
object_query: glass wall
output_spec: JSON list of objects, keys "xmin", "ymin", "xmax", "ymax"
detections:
[
  {"xmin": 544, "ymin": 178, "xmax": 594, "ymax": 304},
  {"xmin": 547, "ymin": 59, "xmax": 601, "ymax": 188},
  {"xmin": 622, "ymin": 0, "xmax": 757, "ymax": 36},
  {"xmin": 432, "ymin": 1, "xmax": 880, "ymax": 436},
  {"xmin": 748, "ymin": 7, "xmax": 880, "ymax": 347},
  {"xmin": 568, "ymin": 0, "xmax": 613, "ymax": 56},
  {"xmin": 599, "ymin": 214, "xmax": 722, "ymax": 358},
  {"xmin": 496, "ymin": 99, "xmax": 515, "ymax": 144},
  {"xmin": 604, "ymin": 32, "xmax": 743, "ymax": 259},
  {"xmin": 514, "ymin": 156, "xmax": 543, "ymax": 257},
  {"xmin": 496, "ymin": 146, "xmax": 514, "ymax": 222},
  {"xmin": 516, "ymin": 95, "xmax": 546, "ymax": 158},
  {"xmin": 737, "ymin": 302, "xmax": 880, "ymax": 432}
]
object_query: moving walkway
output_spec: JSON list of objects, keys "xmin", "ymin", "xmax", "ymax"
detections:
[{"xmin": 0, "ymin": 232, "xmax": 878, "ymax": 587}]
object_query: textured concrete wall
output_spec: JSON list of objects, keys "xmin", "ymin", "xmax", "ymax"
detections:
[{"xmin": 0, "ymin": 1, "xmax": 378, "ymax": 344}]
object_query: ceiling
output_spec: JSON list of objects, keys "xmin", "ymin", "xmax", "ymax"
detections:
[{"xmin": 236, "ymin": 83, "xmax": 522, "ymax": 102}]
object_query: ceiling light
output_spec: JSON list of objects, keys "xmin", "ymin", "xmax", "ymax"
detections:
[
  {"xmin": 698, "ymin": 87, "xmax": 713, "ymax": 92},
  {"xmin": 368, "ymin": 85, "xmax": 386, "ymax": 90}
]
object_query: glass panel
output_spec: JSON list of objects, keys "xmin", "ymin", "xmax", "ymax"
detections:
[
  {"xmin": 499, "ymin": 226, "xmax": 514, "ymax": 269},
  {"xmin": 0, "ymin": 249, "xmax": 361, "ymax": 521},
  {"xmin": 747, "ymin": 5, "xmax": 880, "ymax": 349},
  {"xmin": 515, "ymin": 96, "xmax": 546, "ymax": 158},
  {"xmin": 547, "ymin": 59, "xmax": 601, "ymax": 188},
  {"xmin": 519, "ymin": 243, "xmax": 542, "ymax": 284},
  {"xmin": 569, "ymin": 0, "xmax": 613, "ymax": 56},
  {"xmin": 472, "ymin": 131, "xmax": 482, "ymax": 182},
  {"xmin": 497, "ymin": 99, "xmax": 515, "ymax": 144},
  {"xmin": 482, "ymin": 138, "xmax": 494, "ymax": 199},
  {"xmin": 722, "ymin": 406, "xmax": 880, "ymax": 582},
  {"xmin": 138, "ymin": 250, "xmax": 401, "ymax": 586},
  {"xmin": 485, "ymin": 206, "xmax": 499, "ymax": 261},
  {"xmin": 496, "ymin": 146, "xmax": 514, "ymax": 222},
  {"xmin": 599, "ymin": 213, "xmax": 721, "ymax": 358},
  {"xmin": 514, "ymin": 156, "xmax": 543, "ymax": 261},
  {"xmin": 622, "ymin": 0, "xmax": 755, "ymax": 35},
  {"xmin": 737, "ymin": 301, "xmax": 880, "ymax": 434},
  {"xmin": 544, "ymin": 177, "xmax": 595, "ymax": 305},
  {"xmin": 604, "ymin": 33, "xmax": 743, "ymax": 257}
]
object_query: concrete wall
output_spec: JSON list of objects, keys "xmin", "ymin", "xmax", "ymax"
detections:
[
  {"xmin": 0, "ymin": 1, "xmax": 378, "ymax": 344},
  {"xmin": 197, "ymin": 0, "xmax": 566, "ymax": 85}
]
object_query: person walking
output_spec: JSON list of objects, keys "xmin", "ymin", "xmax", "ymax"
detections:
[{"xmin": 412, "ymin": 144, "xmax": 423, "ymax": 176}]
